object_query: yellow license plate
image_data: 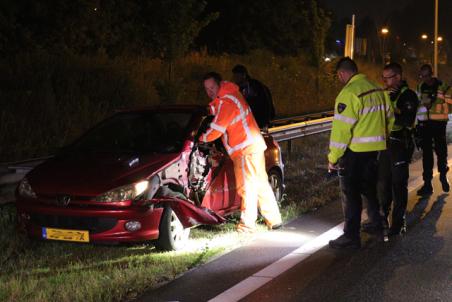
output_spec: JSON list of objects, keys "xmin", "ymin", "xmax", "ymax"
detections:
[{"xmin": 42, "ymin": 227, "xmax": 90, "ymax": 243}]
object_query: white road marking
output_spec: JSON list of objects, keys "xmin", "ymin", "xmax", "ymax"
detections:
[{"xmin": 208, "ymin": 223, "xmax": 344, "ymax": 302}]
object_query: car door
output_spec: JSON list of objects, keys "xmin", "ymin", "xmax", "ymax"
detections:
[
  {"xmin": 201, "ymin": 154, "xmax": 241, "ymax": 215},
  {"xmin": 189, "ymin": 114, "xmax": 241, "ymax": 214}
]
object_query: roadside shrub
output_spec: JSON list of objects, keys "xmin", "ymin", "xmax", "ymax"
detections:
[{"xmin": 3, "ymin": 49, "xmax": 443, "ymax": 162}]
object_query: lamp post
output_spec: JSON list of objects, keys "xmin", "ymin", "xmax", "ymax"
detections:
[
  {"xmin": 437, "ymin": 36, "xmax": 444, "ymax": 64},
  {"xmin": 420, "ymin": 34, "xmax": 429, "ymax": 63},
  {"xmin": 434, "ymin": 0, "xmax": 439, "ymax": 77},
  {"xmin": 381, "ymin": 27, "xmax": 389, "ymax": 64}
]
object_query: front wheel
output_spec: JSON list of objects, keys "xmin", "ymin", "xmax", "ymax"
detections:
[
  {"xmin": 268, "ymin": 169, "xmax": 283, "ymax": 202},
  {"xmin": 155, "ymin": 207, "xmax": 190, "ymax": 251}
]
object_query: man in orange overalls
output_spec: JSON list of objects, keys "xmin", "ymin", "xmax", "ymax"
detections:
[{"xmin": 200, "ymin": 72, "xmax": 282, "ymax": 232}]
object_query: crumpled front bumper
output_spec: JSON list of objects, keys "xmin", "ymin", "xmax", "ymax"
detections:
[
  {"xmin": 153, "ymin": 197, "xmax": 226, "ymax": 228},
  {"xmin": 16, "ymin": 196, "xmax": 226, "ymax": 243}
]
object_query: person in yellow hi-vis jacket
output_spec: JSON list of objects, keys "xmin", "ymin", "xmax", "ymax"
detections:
[
  {"xmin": 200, "ymin": 72, "xmax": 282, "ymax": 233},
  {"xmin": 328, "ymin": 57, "xmax": 394, "ymax": 249},
  {"xmin": 415, "ymin": 64, "xmax": 451, "ymax": 196}
]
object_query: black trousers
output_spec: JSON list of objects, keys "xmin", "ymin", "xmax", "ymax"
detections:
[
  {"xmin": 338, "ymin": 150, "xmax": 380, "ymax": 239},
  {"xmin": 419, "ymin": 120, "xmax": 449, "ymax": 182},
  {"xmin": 376, "ymin": 135, "xmax": 412, "ymax": 230}
]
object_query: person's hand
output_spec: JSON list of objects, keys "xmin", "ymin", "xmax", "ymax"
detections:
[
  {"xmin": 387, "ymin": 87, "xmax": 398, "ymax": 94},
  {"xmin": 328, "ymin": 162, "xmax": 338, "ymax": 173},
  {"xmin": 208, "ymin": 147, "xmax": 222, "ymax": 167}
]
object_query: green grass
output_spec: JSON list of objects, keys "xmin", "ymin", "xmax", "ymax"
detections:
[
  {"xmin": 0, "ymin": 204, "xmax": 257, "ymax": 302},
  {"xmin": 0, "ymin": 133, "xmax": 336, "ymax": 302},
  {"xmin": 279, "ymin": 132, "xmax": 340, "ymax": 219}
]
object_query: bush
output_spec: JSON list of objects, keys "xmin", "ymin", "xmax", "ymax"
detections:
[{"xmin": 0, "ymin": 49, "xmax": 341, "ymax": 162}]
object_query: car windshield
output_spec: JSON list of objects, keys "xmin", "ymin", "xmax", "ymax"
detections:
[{"xmin": 70, "ymin": 111, "xmax": 192, "ymax": 154}]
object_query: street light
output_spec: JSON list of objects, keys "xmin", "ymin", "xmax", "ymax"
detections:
[
  {"xmin": 434, "ymin": 0, "xmax": 438, "ymax": 77},
  {"xmin": 419, "ymin": 34, "xmax": 431, "ymax": 63},
  {"xmin": 381, "ymin": 27, "xmax": 389, "ymax": 64},
  {"xmin": 437, "ymin": 36, "xmax": 443, "ymax": 42}
]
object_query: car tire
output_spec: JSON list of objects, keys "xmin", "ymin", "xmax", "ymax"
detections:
[
  {"xmin": 155, "ymin": 206, "xmax": 190, "ymax": 251},
  {"xmin": 268, "ymin": 169, "xmax": 283, "ymax": 202}
]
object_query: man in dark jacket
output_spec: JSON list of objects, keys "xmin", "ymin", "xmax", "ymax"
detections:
[
  {"xmin": 232, "ymin": 65, "xmax": 275, "ymax": 129},
  {"xmin": 363, "ymin": 62, "xmax": 419, "ymax": 236}
]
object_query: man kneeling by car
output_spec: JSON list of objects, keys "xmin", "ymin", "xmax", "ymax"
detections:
[{"xmin": 200, "ymin": 72, "xmax": 282, "ymax": 232}]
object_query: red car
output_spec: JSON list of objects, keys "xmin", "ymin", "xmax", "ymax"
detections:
[{"xmin": 16, "ymin": 105, "xmax": 284, "ymax": 250}]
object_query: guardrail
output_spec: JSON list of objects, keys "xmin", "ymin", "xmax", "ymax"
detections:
[
  {"xmin": 270, "ymin": 110, "xmax": 334, "ymax": 127},
  {"xmin": 0, "ymin": 110, "xmax": 335, "ymax": 204},
  {"xmin": 269, "ymin": 111, "xmax": 334, "ymax": 162},
  {"xmin": 268, "ymin": 116, "xmax": 333, "ymax": 142},
  {"xmin": 0, "ymin": 156, "xmax": 52, "ymax": 204}
]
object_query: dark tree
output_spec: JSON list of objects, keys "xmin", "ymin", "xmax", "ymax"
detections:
[{"xmin": 198, "ymin": 0, "xmax": 330, "ymax": 57}]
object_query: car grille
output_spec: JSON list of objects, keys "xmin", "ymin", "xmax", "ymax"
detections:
[{"xmin": 30, "ymin": 214, "xmax": 117, "ymax": 234}]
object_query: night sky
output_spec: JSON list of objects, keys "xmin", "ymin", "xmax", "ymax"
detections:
[
  {"xmin": 321, "ymin": 0, "xmax": 412, "ymax": 21},
  {"xmin": 321, "ymin": 0, "xmax": 451, "ymax": 47}
]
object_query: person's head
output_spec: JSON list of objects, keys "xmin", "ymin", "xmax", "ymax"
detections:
[
  {"xmin": 203, "ymin": 72, "xmax": 222, "ymax": 100},
  {"xmin": 382, "ymin": 62, "xmax": 403, "ymax": 89},
  {"xmin": 335, "ymin": 57, "xmax": 358, "ymax": 84},
  {"xmin": 232, "ymin": 64, "xmax": 249, "ymax": 86},
  {"xmin": 419, "ymin": 64, "xmax": 434, "ymax": 85}
]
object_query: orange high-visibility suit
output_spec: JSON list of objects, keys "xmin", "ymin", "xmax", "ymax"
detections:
[{"xmin": 200, "ymin": 81, "xmax": 282, "ymax": 231}]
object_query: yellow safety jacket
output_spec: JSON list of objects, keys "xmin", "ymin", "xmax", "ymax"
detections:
[
  {"xmin": 328, "ymin": 74, "xmax": 394, "ymax": 164},
  {"xmin": 391, "ymin": 86, "xmax": 408, "ymax": 132},
  {"xmin": 416, "ymin": 81, "xmax": 451, "ymax": 122}
]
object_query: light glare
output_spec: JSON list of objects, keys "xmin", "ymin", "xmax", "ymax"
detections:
[{"xmin": 134, "ymin": 181, "xmax": 149, "ymax": 196}]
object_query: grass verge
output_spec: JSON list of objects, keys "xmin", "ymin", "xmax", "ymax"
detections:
[
  {"xmin": 0, "ymin": 133, "xmax": 337, "ymax": 302},
  {"xmin": 0, "ymin": 206, "xmax": 256, "ymax": 302}
]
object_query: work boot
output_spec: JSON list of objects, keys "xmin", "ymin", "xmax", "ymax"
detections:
[
  {"xmin": 388, "ymin": 225, "xmax": 407, "ymax": 236},
  {"xmin": 361, "ymin": 222, "xmax": 382, "ymax": 234},
  {"xmin": 388, "ymin": 220, "xmax": 407, "ymax": 236},
  {"xmin": 417, "ymin": 182, "xmax": 433, "ymax": 196},
  {"xmin": 440, "ymin": 175, "xmax": 450, "ymax": 192},
  {"xmin": 329, "ymin": 234, "xmax": 361, "ymax": 249},
  {"xmin": 268, "ymin": 223, "xmax": 283, "ymax": 230}
]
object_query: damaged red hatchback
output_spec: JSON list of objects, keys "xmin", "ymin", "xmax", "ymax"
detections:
[{"xmin": 16, "ymin": 105, "xmax": 284, "ymax": 250}]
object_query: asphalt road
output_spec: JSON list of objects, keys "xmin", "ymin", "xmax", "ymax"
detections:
[
  {"xmin": 139, "ymin": 145, "xmax": 452, "ymax": 302},
  {"xmin": 243, "ymin": 177, "xmax": 452, "ymax": 302}
]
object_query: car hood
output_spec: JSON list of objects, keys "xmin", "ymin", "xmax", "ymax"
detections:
[{"xmin": 27, "ymin": 152, "xmax": 181, "ymax": 197}]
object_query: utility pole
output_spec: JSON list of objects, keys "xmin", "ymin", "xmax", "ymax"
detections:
[
  {"xmin": 351, "ymin": 14, "xmax": 355, "ymax": 59},
  {"xmin": 434, "ymin": 0, "xmax": 439, "ymax": 77}
]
